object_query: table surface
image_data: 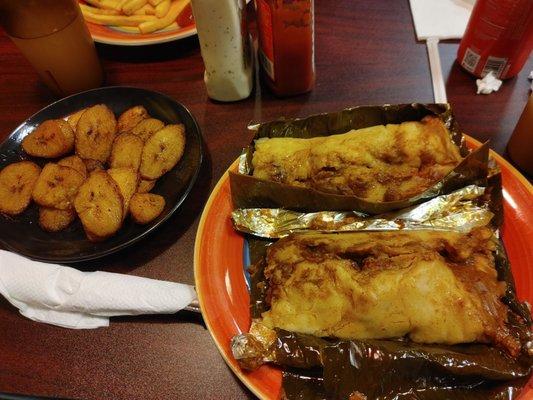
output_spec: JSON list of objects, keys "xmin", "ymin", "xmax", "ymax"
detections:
[{"xmin": 0, "ymin": 1, "xmax": 531, "ymax": 399}]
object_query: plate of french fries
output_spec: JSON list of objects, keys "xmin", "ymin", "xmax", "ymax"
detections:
[
  {"xmin": 79, "ymin": 0, "xmax": 195, "ymax": 45},
  {"xmin": 0, "ymin": 86, "xmax": 203, "ymax": 262}
]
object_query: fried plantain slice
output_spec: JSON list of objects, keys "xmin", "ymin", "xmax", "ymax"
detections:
[
  {"xmin": 131, "ymin": 118, "xmax": 164, "ymax": 142},
  {"xmin": 58, "ymin": 155, "xmax": 88, "ymax": 179},
  {"xmin": 0, "ymin": 161, "xmax": 41, "ymax": 215},
  {"xmin": 32, "ymin": 163, "xmax": 86, "ymax": 210},
  {"xmin": 22, "ymin": 119, "xmax": 74, "ymax": 158},
  {"xmin": 129, "ymin": 193, "xmax": 165, "ymax": 224},
  {"xmin": 117, "ymin": 105, "xmax": 148, "ymax": 133},
  {"xmin": 139, "ymin": 124, "xmax": 186, "ymax": 179},
  {"xmin": 82, "ymin": 158, "xmax": 105, "ymax": 173},
  {"xmin": 108, "ymin": 167, "xmax": 139, "ymax": 217},
  {"xmin": 137, "ymin": 178, "xmax": 156, "ymax": 193},
  {"xmin": 38, "ymin": 207, "xmax": 76, "ymax": 232},
  {"xmin": 75, "ymin": 104, "xmax": 117, "ymax": 163},
  {"xmin": 65, "ymin": 108, "xmax": 87, "ymax": 131},
  {"xmin": 74, "ymin": 170, "xmax": 123, "ymax": 241},
  {"xmin": 109, "ymin": 133, "xmax": 144, "ymax": 171}
]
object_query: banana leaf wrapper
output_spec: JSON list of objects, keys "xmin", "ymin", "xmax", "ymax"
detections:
[
  {"xmin": 230, "ymin": 103, "xmax": 489, "ymax": 214},
  {"xmin": 233, "ymin": 235, "xmax": 532, "ymax": 400}
]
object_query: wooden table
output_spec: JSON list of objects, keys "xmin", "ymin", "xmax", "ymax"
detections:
[{"xmin": 0, "ymin": 1, "xmax": 531, "ymax": 399}]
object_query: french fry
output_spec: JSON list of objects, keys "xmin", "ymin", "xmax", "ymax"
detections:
[
  {"xmin": 84, "ymin": 0, "xmax": 122, "ymax": 11},
  {"xmin": 116, "ymin": 25, "xmax": 142, "ymax": 33},
  {"xmin": 122, "ymin": 0, "xmax": 148, "ymax": 16},
  {"xmin": 133, "ymin": 3, "xmax": 156, "ymax": 15},
  {"xmin": 80, "ymin": 4, "xmax": 120, "ymax": 15},
  {"xmin": 148, "ymin": 0, "xmax": 165, "ymax": 6},
  {"xmin": 82, "ymin": 11, "xmax": 156, "ymax": 27},
  {"xmin": 139, "ymin": 0, "xmax": 188, "ymax": 33},
  {"xmin": 155, "ymin": 0, "xmax": 170, "ymax": 18}
]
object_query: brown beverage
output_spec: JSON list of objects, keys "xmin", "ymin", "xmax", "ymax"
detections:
[
  {"xmin": 0, "ymin": 0, "xmax": 103, "ymax": 96},
  {"xmin": 507, "ymin": 95, "xmax": 533, "ymax": 176}
]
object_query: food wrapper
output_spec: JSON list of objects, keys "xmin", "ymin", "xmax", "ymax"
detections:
[
  {"xmin": 232, "ymin": 185, "xmax": 495, "ymax": 238},
  {"xmin": 230, "ymin": 164, "xmax": 532, "ymax": 399},
  {"xmin": 232, "ymin": 238, "xmax": 533, "ymax": 400},
  {"xmin": 230, "ymin": 103, "xmax": 489, "ymax": 214}
]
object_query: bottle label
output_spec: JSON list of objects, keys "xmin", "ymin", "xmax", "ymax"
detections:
[
  {"xmin": 461, "ymin": 47, "xmax": 509, "ymax": 78},
  {"xmin": 256, "ymin": 0, "xmax": 275, "ymax": 80},
  {"xmin": 481, "ymin": 56, "xmax": 508, "ymax": 78},
  {"xmin": 461, "ymin": 47, "xmax": 481, "ymax": 73}
]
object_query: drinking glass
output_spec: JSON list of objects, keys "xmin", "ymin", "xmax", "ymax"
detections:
[{"xmin": 0, "ymin": 0, "xmax": 104, "ymax": 96}]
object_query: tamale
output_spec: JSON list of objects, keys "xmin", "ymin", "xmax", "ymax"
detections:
[
  {"xmin": 231, "ymin": 103, "xmax": 489, "ymax": 213},
  {"xmin": 252, "ymin": 116, "xmax": 462, "ymax": 202},
  {"xmin": 232, "ymin": 231, "xmax": 532, "ymax": 400},
  {"xmin": 259, "ymin": 228, "xmax": 521, "ymax": 356}
]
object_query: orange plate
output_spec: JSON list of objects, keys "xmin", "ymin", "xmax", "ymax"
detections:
[
  {"xmin": 79, "ymin": 1, "xmax": 196, "ymax": 46},
  {"xmin": 194, "ymin": 136, "xmax": 533, "ymax": 400}
]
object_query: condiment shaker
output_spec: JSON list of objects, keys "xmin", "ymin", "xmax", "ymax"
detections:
[{"xmin": 191, "ymin": 0, "xmax": 253, "ymax": 102}]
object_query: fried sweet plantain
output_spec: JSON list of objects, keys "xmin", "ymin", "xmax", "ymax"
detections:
[
  {"xmin": 131, "ymin": 118, "xmax": 164, "ymax": 141},
  {"xmin": 108, "ymin": 167, "xmax": 139, "ymax": 217},
  {"xmin": 129, "ymin": 193, "xmax": 165, "ymax": 224},
  {"xmin": 137, "ymin": 178, "xmax": 156, "ymax": 193},
  {"xmin": 58, "ymin": 155, "xmax": 88, "ymax": 179},
  {"xmin": 66, "ymin": 108, "xmax": 87, "ymax": 130},
  {"xmin": 38, "ymin": 207, "xmax": 76, "ymax": 232},
  {"xmin": 0, "ymin": 161, "xmax": 41, "ymax": 215},
  {"xmin": 109, "ymin": 133, "xmax": 144, "ymax": 171},
  {"xmin": 83, "ymin": 158, "xmax": 105, "ymax": 173},
  {"xmin": 75, "ymin": 104, "xmax": 117, "ymax": 163},
  {"xmin": 139, "ymin": 124, "xmax": 186, "ymax": 179},
  {"xmin": 117, "ymin": 105, "xmax": 148, "ymax": 133},
  {"xmin": 74, "ymin": 170, "xmax": 123, "ymax": 241},
  {"xmin": 32, "ymin": 163, "xmax": 86, "ymax": 210},
  {"xmin": 22, "ymin": 119, "xmax": 74, "ymax": 158}
]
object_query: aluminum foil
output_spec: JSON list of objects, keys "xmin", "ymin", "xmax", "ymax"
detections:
[{"xmin": 232, "ymin": 185, "xmax": 493, "ymax": 238}]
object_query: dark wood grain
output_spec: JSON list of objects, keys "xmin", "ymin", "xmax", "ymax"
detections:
[{"xmin": 0, "ymin": 1, "xmax": 531, "ymax": 399}]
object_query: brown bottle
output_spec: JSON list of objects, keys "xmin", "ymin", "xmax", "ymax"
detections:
[{"xmin": 507, "ymin": 95, "xmax": 533, "ymax": 176}]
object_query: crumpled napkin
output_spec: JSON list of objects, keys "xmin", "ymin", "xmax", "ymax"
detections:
[
  {"xmin": 0, "ymin": 250, "xmax": 197, "ymax": 329},
  {"xmin": 476, "ymin": 71, "xmax": 503, "ymax": 94}
]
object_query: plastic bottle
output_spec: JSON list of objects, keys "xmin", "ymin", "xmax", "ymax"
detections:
[
  {"xmin": 256, "ymin": 0, "xmax": 315, "ymax": 96},
  {"xmin": 457, "ymin": 0, "xmax": 533, "ymax": 79},
  {"xmin": 190, "ymin": 0, "xmax": 253, "ymax": 101},
  {"xmin": 507, "ymin": 94, "xmax": 533, "ymax": 176}
]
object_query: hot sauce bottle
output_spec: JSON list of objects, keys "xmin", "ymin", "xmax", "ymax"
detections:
[
  {"xmin": 457, "ymin": 0, "xmax": 533, "ymax": 79},
  {"xmin": 256, "ymin": 0, "xmax": 315, "ymax": 96}
]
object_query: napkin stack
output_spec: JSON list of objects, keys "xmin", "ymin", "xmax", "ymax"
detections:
[{"xmin": 0, "ymin": 250, "xmax": 197, "ymax": 329}]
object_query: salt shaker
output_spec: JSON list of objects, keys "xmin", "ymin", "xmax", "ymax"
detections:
[{"xmin": 190, "ymin": 0, "xmax": 253, "ymax": 102}]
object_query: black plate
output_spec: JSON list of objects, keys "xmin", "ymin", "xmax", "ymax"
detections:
[{"xmin": 0, "ymin": 86, "xmax": 203, "ymax": 263}]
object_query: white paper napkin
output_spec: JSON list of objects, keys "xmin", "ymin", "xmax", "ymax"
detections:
[
  {"xmin": 409, "ymin": 0, "xmax": 474, "ymax": 40},
  {"xmin": 409, "ymin": 0, "xmax": 475, "ymax": 103},
  {"xmin": 0, "ymin": 250, "xmax": 197, "ymax": 329}
]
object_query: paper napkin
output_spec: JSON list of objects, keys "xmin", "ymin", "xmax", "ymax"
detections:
[
  {"xmin": 409, "ymin": 0, "xmax": 474, "ymax": 40},
  {"xmin": 409, "ymin": 0, "xmax": 474, "ymax": 103},
  {"xmin": 0, "ymin": 250, "xmax": 197, "ymax": 329}
]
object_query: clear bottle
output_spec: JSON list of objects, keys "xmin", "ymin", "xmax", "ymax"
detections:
[{"xmin": 191, "ymin": 0, "xmax": 253, "ymax": 102}]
